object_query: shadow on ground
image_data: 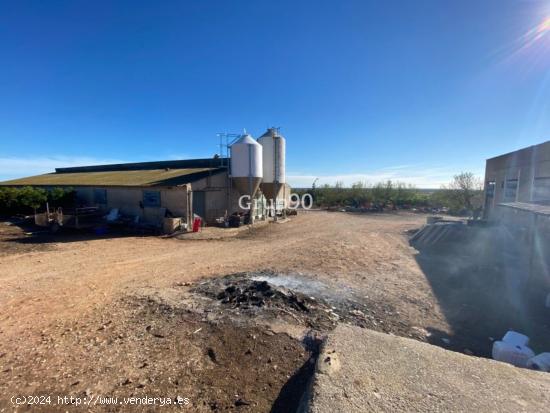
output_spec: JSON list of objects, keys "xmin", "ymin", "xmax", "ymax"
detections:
[
  {"xmin": 0, "ymin": 218, "xmax": 155, "ymax": 250},
  {"xmin": 414, "ymin": 225, "xmax": 550, "ymax": 357}
]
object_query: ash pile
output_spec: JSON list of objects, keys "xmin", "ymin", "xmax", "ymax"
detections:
[{"xmin": 192, "ymin": 272, "xmax": 372, "ymax": 330}]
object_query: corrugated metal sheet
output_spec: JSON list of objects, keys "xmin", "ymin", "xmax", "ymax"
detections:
[{"xmin": 0, "ymin": 167, "xmax": 226, "ymax": 187}]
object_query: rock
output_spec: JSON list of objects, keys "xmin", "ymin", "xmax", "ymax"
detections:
[
  {"xmin": 235, "ymin": 398, "xmax": 251, "ymax": 407},
  {"xmin": 207, "ymin": 348, "xmax": 217, "ymax": 363}
]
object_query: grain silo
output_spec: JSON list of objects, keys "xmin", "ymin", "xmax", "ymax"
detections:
[
  {"xmin": 258, "ymin": 127, "xmax": 286, "ymax": 201},
  {"xmin": 230, "ymin": 134, "xmax": 263, "ymax": 223}
]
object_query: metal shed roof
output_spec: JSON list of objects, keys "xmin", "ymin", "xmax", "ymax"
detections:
[{"xmin": 0, "ymin": 167, "xmax": 226, "ymax": 188}]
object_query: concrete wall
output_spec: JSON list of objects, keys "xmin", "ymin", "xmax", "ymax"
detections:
[
  {"xmin": 492, "ymin": 205, "xmax": 550, "ymax": 292},
  {"xmin": 484, "ymin": 141, "xmax": 550, "ymax": 219},
  {"xmin": 74, "ymin": 185, "xmax": 190, "ymax": 225}
]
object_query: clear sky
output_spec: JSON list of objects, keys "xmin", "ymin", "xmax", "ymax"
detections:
[{"xmin": 1, "ymin": 0, "xmax": 549, "ymax": 187}]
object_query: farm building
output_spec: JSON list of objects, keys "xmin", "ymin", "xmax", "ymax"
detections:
[
  {"xmin": 484, "ymin": 140, "xmax": 550, "ymax": 220},
  {"xmin": 0, "ymin": 129, "xmax": 291, "ymax": 230},
  {"xmin": 483, "ymin": 140, "xmax": 550, "ymax": 296}
]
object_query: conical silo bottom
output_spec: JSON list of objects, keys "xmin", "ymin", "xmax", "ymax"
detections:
[
  {"xmin": 232, "ymin": 177, "xmax": 262, "ymax": 198},
  {"xmin": 260, "ymin": 183, "xmax": 284, "ymax": 201}
]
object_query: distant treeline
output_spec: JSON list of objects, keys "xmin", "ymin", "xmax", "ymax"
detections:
[
  {"xmin": 294, "ymin": 173, "xmax": 484, "ymax": 216},
  {"xmin": 0, "ymin": 186, "xmax": 75, "ymax": 216},
  {"xmin": 296, "ymin": 181, "xmax": 429, "ymax": 208}
]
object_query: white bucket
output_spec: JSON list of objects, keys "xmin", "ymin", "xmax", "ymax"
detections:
[
  {"xmin": 502, "ymin": 330, "xmax": 529, "ymax": 347},
  {"xmin": 527, "ymin": 353, "xmax": 550, "ymax": 372},
  {"xmin": 492, "ymin": 341, "xmax": 535, "ymax": 368}
]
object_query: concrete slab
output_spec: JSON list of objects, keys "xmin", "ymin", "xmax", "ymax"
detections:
[{"xmin": 308, "ymin": 325, "xmax": 550, "ymax": 412}]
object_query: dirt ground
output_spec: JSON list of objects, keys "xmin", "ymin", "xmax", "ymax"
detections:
[
  {"xmin": 0, "ymin": 211, "xmax": 480, "ymax": 411},
  {"xmin": 0, "ymin": 211, "xmax": 442, "ymax": 338}
]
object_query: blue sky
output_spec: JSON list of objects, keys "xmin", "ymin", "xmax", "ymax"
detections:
[{"xmin": 1, "ymin": 0, "xmax": 549, "ymax": 187}]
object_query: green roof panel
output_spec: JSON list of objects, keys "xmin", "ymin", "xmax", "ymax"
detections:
[{"xmin": 0, "ymin": 167, "xmax": 225, "ymax": 187}]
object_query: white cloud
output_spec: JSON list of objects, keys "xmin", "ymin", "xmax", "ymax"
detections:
[
  {"xmin": 287, "ymin": 165, "xmax": 484, "ymax": 188},
  {"xmin": 0, "ymin": 156, "xmax": 126, "ymax": 181}
]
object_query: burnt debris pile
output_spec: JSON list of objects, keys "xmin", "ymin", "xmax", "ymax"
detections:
[
  {"xmin": 192, "ymin": 272, "xmax": 378, "ymax": 330},
  {"xmin": 216, "ymin": 280, "xmax": 311, "ymax": 312}
]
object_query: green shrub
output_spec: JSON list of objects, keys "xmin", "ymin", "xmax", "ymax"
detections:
[
  {"xmin": 0, "ymin": 186, "xmax": 74, "ymax": 216},
  {"xmin": 303, "ymin": 180, "xmax": 429, "ymax": 209}
]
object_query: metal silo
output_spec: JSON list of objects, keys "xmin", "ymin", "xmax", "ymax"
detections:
[
  {"xmin": 230, "ymin": 133, "xmax": 263, "ymax": 198},
  {"xmin": 258, "ymin": 127, "xmax": 286, "ymax": 200}
]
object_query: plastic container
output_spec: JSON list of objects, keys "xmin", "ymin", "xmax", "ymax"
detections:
[
  {"xmin": 492, "ymin": 341, "xmax": 535, "ymax": 367},
  {"xmin": 502, "ymin": 330, "xmax": 530, "ymax": 347},
  {"xmin": 527, "ymin": 353, "xmax": 550, "ymax": 372},
  {"xmin": 192, "ymin": 217, "xmax": 202, "ymax": 233}
]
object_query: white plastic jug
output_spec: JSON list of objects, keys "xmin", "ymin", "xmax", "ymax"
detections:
[
  {"xmin": 502, "ymin": 330, "xmax": 529, "ymax": 347},
  {"xmin": 527, "ymin": 353, "xmax": 550, "ymax": 372},
  {"xmin": 492, "ymin": 341, "xmax": 535, "ymax": 368}
]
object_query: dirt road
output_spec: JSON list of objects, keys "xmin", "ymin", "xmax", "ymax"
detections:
[{"xmin": 0, "ymin": 211, "xmax": 448, "ymax": 411}]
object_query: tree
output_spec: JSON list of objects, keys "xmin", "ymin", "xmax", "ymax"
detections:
[
  {"xmin": 17, "ymin": 186, "xmax": 47, "ymax": 210},
  {"xmin": 434, "ymin": 172, "xmax": 483, "ymax": 214},
  {"xmin": 448, "ymin": 172, "xmax": 483, "ymax": 210},
  {"xmin": 0, "ymin": 187, "xmax": 18, "ymax": 209},
  {"xmin": 48, "ymin": 187, "xmax": 75, "ymax": 206}
]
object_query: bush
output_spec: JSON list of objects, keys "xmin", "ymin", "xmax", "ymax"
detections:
[
  {"xmin": 301, "ymin": 180, "xmax": 429, "ymax": 209},
  {"xmin": 0, "ymin": 186, "xmax": 75, "ymax": 216}
]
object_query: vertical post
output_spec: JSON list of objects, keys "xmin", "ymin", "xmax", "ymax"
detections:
[
  {"xmin": 282, "ymin": 184, "xmax": 287, "ymax": 219},
  {"xmin": 527, "ymin": 213, "xmax": 538, "ymax": 291},
  {"xmin": 248, "ymin": 144, "xmax": 255, "ymax": 225},
  {"xmin": 516, "ymin": 169, "xmax": 521, "ymax": 202},
  {"xmin": 273, "ymin": 135, "xmax": 279, "ymax": 222},
  {"xmin": 187, "ymin": 185, "xmax": 193, "ymax": 232},
  {"xmin": 227, "ymin": 146, "xmax": 232, "ymax": 224}
]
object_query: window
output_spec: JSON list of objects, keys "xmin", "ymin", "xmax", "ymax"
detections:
[
  {"xmin": 93, "ymin": 188, "xmax": 107, "ymax": 204},
  {"xmin": 533, "ymin": 177, "xmax": 550, "ymax": 201},
  {"xmin": 143, "ymin": 190, "xmax": 161, "ymax": 207},
  {"xmin": 485, "ymin": 181, "xmax": 495, "ymax": 197},
  {"xmin": 503, "ymin": 179, "xmax": 517, "ymax": 201}
]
